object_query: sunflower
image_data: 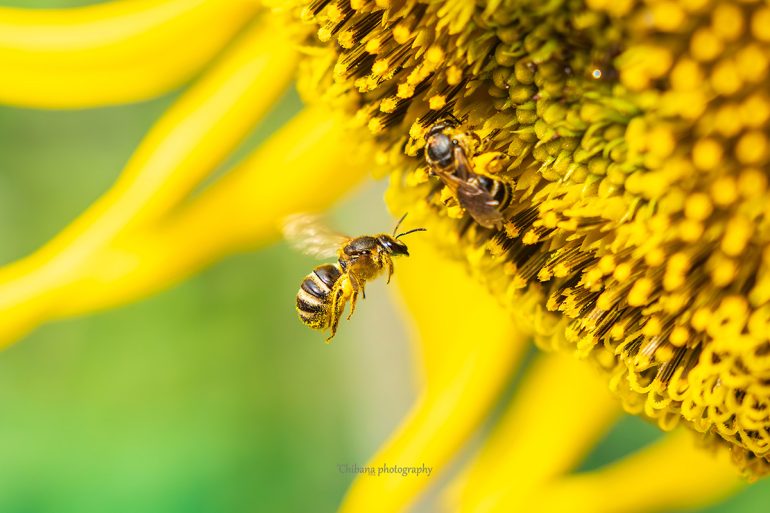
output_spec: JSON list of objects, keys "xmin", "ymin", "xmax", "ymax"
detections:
[{"xmin": 1, "ymin": 0, "xmax": 769, "ymax": 512}]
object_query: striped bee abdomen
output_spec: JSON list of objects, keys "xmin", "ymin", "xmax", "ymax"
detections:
[
  {"xmin": 478, "ymin": 175, "xmax": 513, "ymax": 211},
  {"xmin": 296, "ymin": 263, "xmax": 342, "ymax": 329}
]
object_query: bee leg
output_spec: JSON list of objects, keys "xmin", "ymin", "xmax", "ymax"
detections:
[
  {"xmin": 349, "ymin": 272, "xmax": 365, "ymax": 300},
  {"xmin": 347, "ymin": 291, "xmax": 358, "ymax": 320},
  {"xmin": 384, "ymin": 254, "xmax": 395, "ymax": 284},
  {"xmin": 326, "ymin": 282, "xmax": 348, "ymax": 343},
  {"xmin": 346, "ymin": 274, "xmax": 363, "ymax": 321}
]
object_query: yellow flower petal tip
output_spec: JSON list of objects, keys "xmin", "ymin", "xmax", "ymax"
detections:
[
  {"xmin": 506, "ymin": 430, "xmax": 743, "ymax": 513},
  {"xmin": 449, "ymin": 351, "xmax": 622, "ymax": 513},
  {"xmin": 0, "ymin": 0, "xmax": 262, "ymax": 108}
]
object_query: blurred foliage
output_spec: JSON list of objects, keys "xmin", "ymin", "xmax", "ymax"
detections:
[{"xmin": 0, "ymin": 88, "xmax": 370, "ymax": 512}]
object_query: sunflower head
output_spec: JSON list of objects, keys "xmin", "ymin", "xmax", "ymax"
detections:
[{"xmin": 296, "ymin": 0, "xmax": 770, "ymax": 478}]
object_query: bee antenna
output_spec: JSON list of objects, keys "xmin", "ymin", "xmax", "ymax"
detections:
[
  {"xmin": 392, "ymin": 213, "xmax": 409, "ymax": 235},
  {"xmin": 447, "ymin": 112, "xmax": 462, "ymax": 125},
  {"xmin": 395, "ymin": 227, "xmax": 427, "ymax": 239}
]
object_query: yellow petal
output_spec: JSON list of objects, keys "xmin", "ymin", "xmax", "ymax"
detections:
[
  {"xmin": 0, "ymin": 19, "xmax": 297, "ymax": 346},
  {"xmin": 338, "ymin": 238, "xmax": 529, "ymax": 513},
  {"xmin": 450, "ymin": 351, "xmax": 621, "ymax": 513},
  {"xmin": 52, "ymin": 106, "xmax": 368, "ymax": 316},
  {"xmin": 0, "ymin": 0, "xmax": 260, "ymax": 108},
  {"xmin": 505, "ymin": 429, "xmax": 742, "ymax": 513}
]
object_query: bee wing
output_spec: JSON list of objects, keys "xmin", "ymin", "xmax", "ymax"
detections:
[
  {"xmin": 282, "ymin": 213, "xmax": 350, "ymax": 259},
  {"xmin": 456, "ymin": 180, "xmax": 505, "ymax": 229},
  {"xmin": 435, "ymin": 147, "xmax": 505, "ymax": 230}
]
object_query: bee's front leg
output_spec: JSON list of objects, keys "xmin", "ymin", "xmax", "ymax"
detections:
[{"xmin": 384, "ymin": 254, "xmax": 394, "ymax": 284}]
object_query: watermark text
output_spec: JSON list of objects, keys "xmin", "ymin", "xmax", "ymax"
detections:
[{"xmin": 337, "ymin": 463, "xmax": 433, "ymax": 477}]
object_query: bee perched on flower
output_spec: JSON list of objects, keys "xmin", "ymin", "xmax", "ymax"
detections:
[{"xmin": 1, "ymin": 0, "xmax": 770, "ymax": 512}]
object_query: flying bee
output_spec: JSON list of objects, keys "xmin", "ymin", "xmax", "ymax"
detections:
[
  {"xmin": 424, "ymin": 120, "xmax": 512, "ymax": 230},
  {"xmin": 283, "ymin": 213, "xmax": 425, "ymax": 342}
]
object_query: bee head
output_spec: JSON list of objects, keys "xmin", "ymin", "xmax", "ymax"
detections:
[
  {"xmin": 382, "ymin": 214, "xmax": 427, "ymax": 256},
  {"xmin": 377, "ymin": 235, "xmax": 410, "ymax": 256},
  {"xmin": 425, "ymin": 131, "xmax": 454, "ymax": 168}
]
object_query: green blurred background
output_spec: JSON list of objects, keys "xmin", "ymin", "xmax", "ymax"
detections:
[{"xmin": 0, "ymin": 1, "xmax": 769, "ymax": 512}]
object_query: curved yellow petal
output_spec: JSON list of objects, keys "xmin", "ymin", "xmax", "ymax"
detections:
[
  {"xmin": 506, "ymin": 430, "xmax": 742, "ymax": 513},
  {"xmin": 449, "ymin": 352, "xmax": 621, "ymax": 513},
  {"xmin": 0, "ymin": 0, "xmax": 260, "ymax": 108},
  {"xmin": 51, "ymin": 106, "xmax": 368, "ymax": 316},
  {"xmin": 338, "ymin": 238, "xmax": 529, "ymax": 513},
  {"xmin": 0, "ymin": 19, "xmax": 297, "ymax": 346}
]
